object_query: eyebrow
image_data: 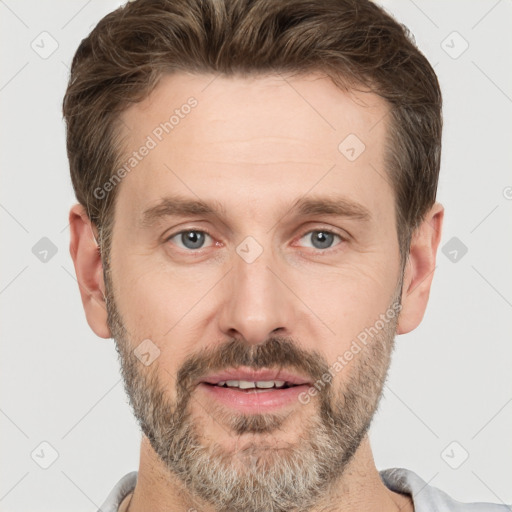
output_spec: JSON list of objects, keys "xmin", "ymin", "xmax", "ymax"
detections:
[
  {"xmin": 139, "ymin": 196, "xmax": 226, "ymax": 228},
  {"xmin": 138, "ymin": 194, "xmax": 372, "ymax": 228},
  {"xmin": 293, "ymin": 196, "xmax": 371, "ymax": 222}
]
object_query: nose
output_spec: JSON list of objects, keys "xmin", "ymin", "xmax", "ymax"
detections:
[{"xmin": 217, "ymin": 246, "xmax": 294, "ymax": 345}]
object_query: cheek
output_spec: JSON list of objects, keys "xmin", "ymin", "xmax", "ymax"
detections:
[
  {"xmin": 294, "ymin": 256, "xmax": 398, "ymax": 347},
  {"xmin": 111, "ymin": 252, "xmax": 219, "ymax": 340},
  {"xmin": 111, "ymin": 262, "xmax": 206, "ymax": 384},
  {"xmin": 110, "ymin": 256, "xmax": 172, "ymax": 339}
]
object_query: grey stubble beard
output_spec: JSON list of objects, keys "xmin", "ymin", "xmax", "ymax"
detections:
[{"xmin": 104, "ymin": 262, "xmax": 401, "ymax": 512}]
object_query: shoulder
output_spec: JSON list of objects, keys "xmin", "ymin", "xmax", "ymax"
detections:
[
  {"xmin": 96, "ymin": 471, "xmax": 138, "ymax": 512},
  {"xmin": 380, "ymin": 468, "xmax": 510, "ymax": 512}
]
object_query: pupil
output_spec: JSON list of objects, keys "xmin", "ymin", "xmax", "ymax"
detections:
[
  {"xmin": 312, "ymin": 231, "xmax": 333, "ymax": 249},
  {"xmin": 182, "ymin": 231, "xmax": 205, "ymax": 249}
]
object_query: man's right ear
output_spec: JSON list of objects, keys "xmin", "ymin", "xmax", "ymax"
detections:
[{"xmin": 69, "ymin": 204, "xmax": 111, "ymax": 339}]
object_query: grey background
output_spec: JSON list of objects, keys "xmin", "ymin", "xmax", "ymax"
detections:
[{"xmin": 0, "ymin": 0, "xmax": 511, "ymax": 510}]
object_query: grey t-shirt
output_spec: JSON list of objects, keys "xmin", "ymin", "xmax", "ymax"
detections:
[{"xmin": 97, "ymin": 468, "xmax": 510, "ymax": 511}]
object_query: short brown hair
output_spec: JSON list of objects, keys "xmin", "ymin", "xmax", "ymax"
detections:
[{"xmin": 63, "ymin": 0, "xmax": 442, "ymax": 269}]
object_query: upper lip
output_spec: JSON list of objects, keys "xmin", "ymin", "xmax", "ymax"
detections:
[{"xmin": 199, "ymin": 367, "xmax": 312, "ymax": 386}]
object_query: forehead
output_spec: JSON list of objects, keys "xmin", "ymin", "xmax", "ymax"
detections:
[
  {"xmin": 115, "ymin": 72, "xmax": 393, "ymax": 226},
  {"xmin": 120, "ymin": 71, "xmax": 388, "ymax": 149}
]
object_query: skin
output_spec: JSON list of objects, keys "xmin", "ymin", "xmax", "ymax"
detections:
[{"xmin": 69, "ymin": 72, "xmax": 443, "ymax": 511}]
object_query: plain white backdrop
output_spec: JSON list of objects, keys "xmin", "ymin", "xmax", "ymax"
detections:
[{"xmin": 0, "ymin": 1, "xmax": 511, "ymax": 510}]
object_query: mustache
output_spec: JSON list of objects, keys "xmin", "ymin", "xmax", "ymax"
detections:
[{"xmin": 176, "ymin": 336, "xmax": 330, "ymax": 394}]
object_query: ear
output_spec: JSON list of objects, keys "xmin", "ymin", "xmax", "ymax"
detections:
[
  {"xmin": 396, "ymin": 202, "xmax": 444, "ymax": 335},
  {"xmin": 69, "ymin": 203, "xmax": 111, "ymax": 339}
]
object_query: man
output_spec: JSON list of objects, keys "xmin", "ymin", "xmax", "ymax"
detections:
[{"xmin": 63, "ymin": 0, "xmax": 508, "ymax": 511}]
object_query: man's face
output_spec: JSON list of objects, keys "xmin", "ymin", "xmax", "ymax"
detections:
[{"xmin": 105, "ymin": 73, "xmax": 403, "ymax": 512}]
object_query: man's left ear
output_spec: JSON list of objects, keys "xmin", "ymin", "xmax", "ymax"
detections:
[{"xmin": 396, "ymin": 202, "xmax": 444, "ymax": 335}]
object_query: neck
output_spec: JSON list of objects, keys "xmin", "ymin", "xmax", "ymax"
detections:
[{"xmin": 124, "ymin": 435, "xmax": 413, "ymax": 512}]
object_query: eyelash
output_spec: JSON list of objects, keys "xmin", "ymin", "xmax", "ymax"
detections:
[
  {"xmin": 294, "ymin": 229, "xmax": 346, "ymax": 253},
  {"xmin": 164, "ymin": 227, "xmax": 346, "ymax": 254},
  {"xmin": 165, "ymin": 228, "xmax": 216, "ymax": 253}
]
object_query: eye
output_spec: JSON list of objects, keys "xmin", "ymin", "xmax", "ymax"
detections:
[
  {"xmin": 298, "ymin": 230, "xmax": 343, "ymax": 251},
  {"xmin": 166, "ymin": 229, "xmax": 213, "ymax": 250}
]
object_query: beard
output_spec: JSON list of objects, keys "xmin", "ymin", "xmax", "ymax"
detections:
[{"xmin": 104, "ymin": 267, "xmax": 401, "ymax": 512}]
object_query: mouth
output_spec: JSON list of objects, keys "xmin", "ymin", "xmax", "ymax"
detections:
[
  {"xmin": 203, "ymin": 380, "xmax": 299, "ymax": 390},
  {"xmin": 199, "ymin": 367, "xmax": 312, "ymax": 387},
  {"xmin": 197, "ymin": 368, "xmax": 313, "ymax": 413}
]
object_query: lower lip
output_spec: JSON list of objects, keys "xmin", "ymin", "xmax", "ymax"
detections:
[{"xmin": 198, "ymin": 383, "xmax": 311, "ymax": 413}]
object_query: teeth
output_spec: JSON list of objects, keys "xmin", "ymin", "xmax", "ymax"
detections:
[
  {"xmin": 238, "ymin": 380, "xmax": 256, "ymax": 389},
  {"xmin": 217, "ymin": 380, "xmax": 287, "ymax": 389},
  {"xmin": 256, "ymin": 381, "xmax": 278, "ymax": 389}
]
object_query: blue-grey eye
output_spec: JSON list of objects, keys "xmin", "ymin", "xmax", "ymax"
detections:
[
  {"xmin": 300, "ymin": 230, "xmax": 341, "ymax": 250},
  {"xmin": 169, "ymin": 230, "xmax": 212, "ymax": 250}
]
